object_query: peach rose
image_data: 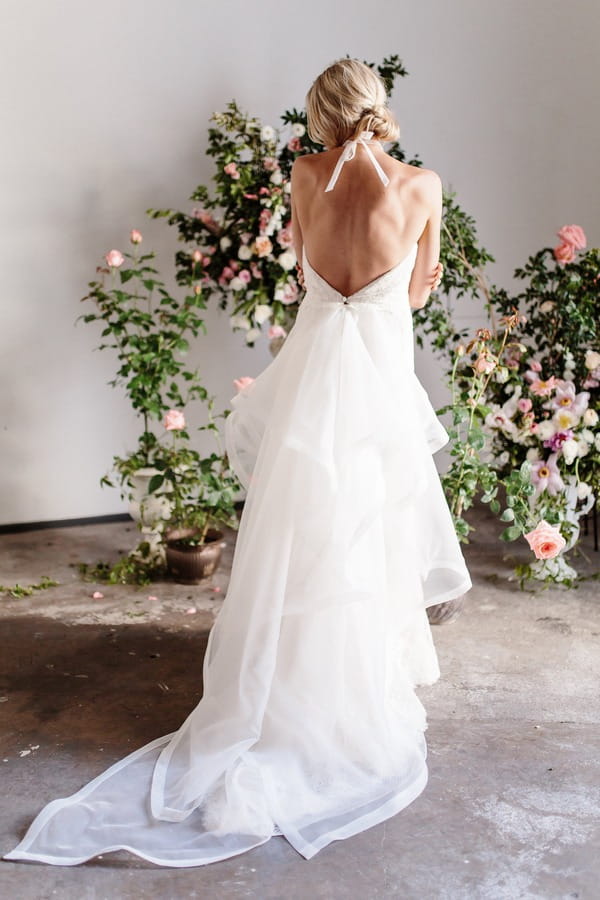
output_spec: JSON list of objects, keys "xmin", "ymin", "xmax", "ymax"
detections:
[
  {"xmin": 105, "ymin": 249, "xmax": 124, "ymax": 267},
  {"xmin": 556, "ymin": 224, "xmax": 586, "ymax": 250},
  {"xmin": 254, "ymin": 236, "xmax": 273, "ymax": 258},
  {"xmin": 473, "ymin": 354, "xmax": 495, "ymax": 374},
  {"xmin": 163, "ymin": 409, "xmax": 186, "ymax": 431},
  {"xmin": 223, "ymin": 162, "xmax": 240, "ymax": 179},
  {"xmin": 233, "ymin": 376, "xmax": 255, "ymax": 392},
  {"xmin": 130, "ymin": 229, "xmax": 143, "ymax": 244},
  {"xmin": 192, "ymin": 249, "xmax": 203, "ymax": 263},
  {"xmin": 553, "ymin": 242, "xmax": 575, "ymax": 264},
  {"xmin": 523, "ymin": 520, "xmax": 566, "ymax": 559}
]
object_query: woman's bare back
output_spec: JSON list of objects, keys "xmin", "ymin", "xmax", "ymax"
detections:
[{"xmin": 290, "ymin": 141, "xmax": 442, "ymax": 308}]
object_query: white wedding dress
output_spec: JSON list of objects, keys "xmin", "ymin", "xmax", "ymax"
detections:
[{"xmin": 4, "ymin": 133, "xmax": 472, "ymax": 867}]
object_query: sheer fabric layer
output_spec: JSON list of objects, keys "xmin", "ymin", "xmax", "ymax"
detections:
[{"xmin": 4, "ymin": 242, "xmax": 471, "ymax": 867}]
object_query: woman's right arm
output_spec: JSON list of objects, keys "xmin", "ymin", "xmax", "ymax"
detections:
[{"xmin": 408, "ymin": 170, "xmax": 444, "ymax": 310}]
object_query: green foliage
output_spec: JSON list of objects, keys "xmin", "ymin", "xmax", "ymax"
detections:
[
  {"xmin": 77, "ymin": 543, "xmax": 166, "ymax": 586},
  {"xmin": 0, "ymin": 575, "xmax": 59, "ymax": 599}
]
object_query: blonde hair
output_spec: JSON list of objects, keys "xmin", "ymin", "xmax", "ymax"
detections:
[{"xmin": 306, "ymin": 58, "xmax": 400, "ymax": 149}]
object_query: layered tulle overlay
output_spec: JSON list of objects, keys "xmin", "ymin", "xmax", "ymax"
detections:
[{"xmin": 4, "ymin": 241, "xmax": 471, "ymax": 867}]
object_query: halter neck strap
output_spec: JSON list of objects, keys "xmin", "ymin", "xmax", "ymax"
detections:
[{"xmin": 324, "ymin": 130, "xmax": 390, "ymax": 193}]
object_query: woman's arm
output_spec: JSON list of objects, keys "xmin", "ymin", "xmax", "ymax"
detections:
[
  {"xmin": 290, "ymin": 158, "xmax": 306, "ymax": 287},
  {"xmin": 408, "ymin": 171, "xmax": 443, "ymax": 310}
]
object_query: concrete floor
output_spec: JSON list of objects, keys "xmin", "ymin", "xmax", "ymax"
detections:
[{"xmin": 0, "ymin": 504, "xmax": 599, "ymax": 899}]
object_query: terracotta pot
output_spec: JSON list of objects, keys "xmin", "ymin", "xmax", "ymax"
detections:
[
  {"xmin": 427, "ymin": 594, "xmax": 465, "ymax": 625},
  {"xmin": 165, "ymin": 527, "xmax": 225, "ymax": 584}
]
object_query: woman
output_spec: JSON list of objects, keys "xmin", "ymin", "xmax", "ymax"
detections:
[{"xmin": 4, "ymin": 58, "xmax": 471, "ymax": 868}]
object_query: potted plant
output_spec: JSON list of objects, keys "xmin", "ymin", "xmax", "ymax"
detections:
[
  {"xmin": 148, "ymin": 402, "xmax": 240, "ymax": 584},
  {"xmin": 78, "ymin": 229, "xmax": 212, "ymax": 551}
]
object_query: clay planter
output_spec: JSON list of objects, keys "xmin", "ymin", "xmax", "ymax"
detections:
[
  {"xmin": 427, "ymin": 594, "xmax": 465, "ymax": 625},
  {"xmin": 165, "ymin": 527, "xmax": 225, "ymax": 584}
]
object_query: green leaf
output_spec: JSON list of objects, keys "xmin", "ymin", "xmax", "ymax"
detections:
[
  {"xmin": 500, "ymin": 507, "xmax": 515, "ymax": 522},
  {"xmin": 148, "ymin": 474, "xmax": 164, "ymax": 493}
]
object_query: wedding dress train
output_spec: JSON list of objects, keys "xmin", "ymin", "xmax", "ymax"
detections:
[{"xmin": 4, "ymin": 132, "xmax": 472, "ymax": 867}]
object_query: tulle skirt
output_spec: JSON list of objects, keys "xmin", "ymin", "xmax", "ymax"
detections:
[{"xmin": 4, "ymin": 279, "xmax": 471, "ymax": 866}]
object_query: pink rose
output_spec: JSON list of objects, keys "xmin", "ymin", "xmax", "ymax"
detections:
[
  {"xmin": 254, "ymin": 236, "xmax": 273, "ymax": 258},
  {"xmin": 224, "ymin": 162, "xmax": 240, "ymax": 179},
  {"xmin": 529, "ymin": 360, "xmax": 542, "ymax": 373},
  {"xmin": 250, "ymin": 262, "xmax": 262, "ymax": 279},
  {"xmin": 105, "ymin": 249, "xmax": 124, "ymax": 267},
  {"xmin": 263, "ymin": 157, "xmax": 278, "ymax": 171},
  {"xmin": 130, "ymin": 229, "xmax": 143, "ymax": 244},
  {"xmin": 268, "ymin": 324, "xmax": 287, "ymax": 339},
  {"xmin": 234, "ymin": 376, "xmax": 255, "ymax": 392},
  {"xmin": 244, "ymin": 193, "xmax": 258, "ymax": 200},
  {"xmin": 259, "ymin": 209, "xmax": 272, "ymax": 233},
  {"xmin": 238, "ymin": 269, "xmax": 251, "ymax": 284},
  {"xmin": 517, "ymin": 398, "xmax": 532, "ymax": 413},
  {"xmin": 523, "ymin": 520, "xmax": 566, "ymax": 560},
  {"xmin": 473, "ymin": 354, "xmax": 495, "ymax": 374},
  {"xmin": 553, "ymin": 242, "xmax": 575, "ymax": 264},
  {"xmin": 556, "ymin": 224, "xmax": 586, "ymax": 250},
  {"xmin": 276, "ymin": 224, "xmax": 294, "ymax": 249},
  {"xmin": 287, "ymin": 137, "xmax": 302, "ymax": 152},
  {"xmin": 192, "ymin": 209, "xmax": 219, "ymax": 232},
  {"xmin": 222, "ymin": 266, "xmax": 234, "ymax": 280},
  {"xmin": 259, "ymin": 186, "xmax": 271, "ymax": 195},
  {"xmin": 163, "ymin": 409, "xmax": 186, "ymax": 431},
  {"xmin": 280, "ymin": 280, "xmax": 299, "ymax": 305}
]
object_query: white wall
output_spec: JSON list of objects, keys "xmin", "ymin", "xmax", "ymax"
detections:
[{"xmin": 1, "ymin": 0, "xmax": 598, "ymax": 525}]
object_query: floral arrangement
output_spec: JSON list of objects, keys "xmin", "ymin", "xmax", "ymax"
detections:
[
  {"xmin": 441, "ymin": 225, "xmax": 599, "ymax": 585},
  {"xmin": 147, "ymin": 56, "xmax": 492, "ymax": 354}
]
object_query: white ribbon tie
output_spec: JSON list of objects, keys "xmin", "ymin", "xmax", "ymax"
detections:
[{"xmin": 324, "ymin": 130, "xmax": 390, "ymax": 193}]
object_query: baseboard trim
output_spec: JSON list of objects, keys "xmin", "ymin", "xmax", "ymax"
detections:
[
  {"xmin": 0, "ymin": 513, "xmax": 133, "ymax": 535},
  {"xmin": 0, "ymin": 502, "xmax": 246, "ymax": 535}
]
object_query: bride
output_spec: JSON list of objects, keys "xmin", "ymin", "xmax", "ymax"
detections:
[{"xmin": 4, "ymin": 57, "xmax": 472, "ymax": 868}]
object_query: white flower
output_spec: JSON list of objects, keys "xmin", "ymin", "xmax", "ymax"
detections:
[
  {"xmin": 585, "ymin": 349, "xmax": 600, "ymax": 370},
  {"xmin": 229, "ymin": 276, "xmax": 244, "ymax": 291},
  {"xmin": 577, "ymin": 439, "xmax": 591, "ymax": 457},
  {"xmin": 278, "ymin": 250, "xmax": 296, "ymax": 271},
  {"xmin": 577, "ymin": 481, "xmax": 592, "ymax": 500},
  {"xmin": 245, "ymin": 327, "xmax": 261, "ymax": 343},
  {"xmin": 562, "ymin": 438, "xmax": 579, "ymax": 465},
  {"xmin": 581, "ymin": 428, "xmax": 595, "ymax": 443},
  {"xmin": 526, "ymin": 447, "xmax": 540, "ymax": 461},
  {"xmin": 552, "ymin": 408, "xmax": 579, "ymax": 431},
  {"xmin": 238, "ymin": 244, "xmax": 252, "ymax": 260},
  {"xmin": 220, "ymin": 236, "xmax": 232, "ymax": 251},
  {"xmin": 283, "ymin": 180, "xmax": 292, "ymax": 194},
  {"xmin": 230, "ymin": 313, "xmax": 251, "ymax": 330},
  {"xmin": 596, "ymin": 433, "xmax": 600, "ymax": 452},
  {"xmin": 535, "ymin": 420, "xmax": 556, "ymax": 440},
  {"xmin": 291, "ymin": 122, "xmax": 306, "ymax": 137},
  {"xmin": 539, "ymin": 300, "xmax": 555, "ymax": 313},
  {"xmin": 583, "ymin": 408, "xmax": 598, "ymax": 426},
  {"xmin": 270, "ymin": 170, "xmax": 283, "ymax": 185},
  {"xmin": 254, "ymin": 304, "xmax": 272, "ymax": 324},
  {"xmin": 498, "ymin": 451, "xmax": 510, "ymax": 465},
  {"xmin": 261, "ymin": 125, "xmax": 276, "ymax": 142},
  {"xmin": 494, "ymin": 367, "xmax": 509, "ymax": 383}
]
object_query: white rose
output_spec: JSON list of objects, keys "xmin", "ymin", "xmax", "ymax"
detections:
[
  {"xmin": 498, "ymin": 451, "xmax": 510, "ymax": 465},
  {"xmin": 270, "ymin": 170, "xmax": 283, "ymax": 185},
  {"xmin": 254, "ymin": 304, "xmax": 272, "ymax": 324},
  {"xmin": 535, "ymin": 420, "xmax": 556, "ymax": 440},
  {"xmin": 585, "ymin": 349, "xmax": 600, "ymax": 370},
  {"xmin": 230, "ymin": 313, "xmax": 251, "ymax": 330},
  {"xmin": 583, "ymin": 408, "xmax": 598, "ymax": 426},
  {"xmin": 278, "ymin": 250, "xmax": 296, "ymax": 271},
  {"xmin": 261, "ymin": 125, "xmax": 276, "ymax": 142},
  {"xmin": 562, "ymin": 438, "xmax": 578, "ymax": 465},
  {"xmin": 581, "ymin": 428, "xmax": 595, "ymax": 443},
  {"xmin": 577, "ymin": 439, "xmax": 590, "ymax": 457},
  {"xmin": 229, "ymin": 276, "xmax": 244, "ymax": 291},
  {"xmin": 526, "ymin": 447, "xmax": 540, "ymax": 461},
  {"xmin": 539, "ymin": 300, "xmax": 555, "ymax": 313},
  {"xmin": 494, "ymin": 367, "xmax": 509, "ymax": 383},
  {"xmin": 238, "ymin": 244, "xmax": 252, "ymax": 260},
  {"xmin": 577, "ymin": 481, "xmax": 592, "ymax": 500},
  {"xmin": 283, "ymin": 180, "xmax": 291, "ymax": 194},
  {"xmin": 291, "ymin": 122, "xmax": 306, "ymax": 137},
  {"xmin": 245, "ymin": 327, "xmax": 261, "ymax": 343},
  {"xmin": 220, "ymin": 236, "xmax": 232, "ymax": 251}
]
